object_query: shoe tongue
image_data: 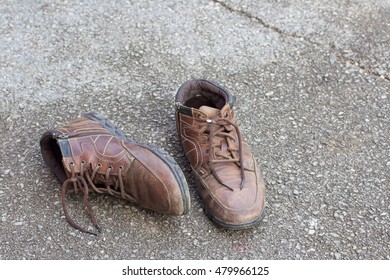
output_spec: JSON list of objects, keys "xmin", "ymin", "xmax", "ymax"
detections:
[{"xmin": 199, "ymin": 105, "xmax": 220, "ymax": 118}]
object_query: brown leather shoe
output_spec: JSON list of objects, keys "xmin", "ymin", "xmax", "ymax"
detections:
[
  {"xmin": 40, "ymin": 112, "xmax": 190, "ymax": 235},
  {"xmin": 175, "ymin": 79, "xmax": 265, "ymax": 229}
]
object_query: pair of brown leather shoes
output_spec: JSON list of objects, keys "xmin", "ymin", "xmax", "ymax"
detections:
[{"xmin": 40, "ymin": 79, "xmax": 265, "ymax": 234}]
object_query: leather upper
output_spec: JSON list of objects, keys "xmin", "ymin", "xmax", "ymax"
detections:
[
  {"xmin": 40, "ymin": 113, "xmax": 189, "ymax": 217},
  {"xmin": 175, "ymin": 80, "xmax": 265, "ymax": 227}
]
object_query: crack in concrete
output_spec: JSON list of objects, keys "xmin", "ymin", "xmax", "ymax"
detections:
[{"xmin": 212, "ymin": 0, "xmax": 390, "ymax": 82}]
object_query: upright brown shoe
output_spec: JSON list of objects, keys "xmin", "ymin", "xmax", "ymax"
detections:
[
  {"xmin": 40, "ymin": 112, "xmax": 190, "ymax": 235},
  {"xmin": 175, "ymin": 79, "xmax": 265, "ymax": 229}
]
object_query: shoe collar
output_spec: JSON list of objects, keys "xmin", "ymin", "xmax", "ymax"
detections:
[{"xmin": 175, "ymin": 79, "xmax": 235, "ymax": 116}]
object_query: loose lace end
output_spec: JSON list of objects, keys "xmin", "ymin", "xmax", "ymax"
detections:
[
  {"xmin": 95, "ymin": 224, "xmax": 102, "ymax": 233},
  {"xmin": 240, "ymin": 178, "xmax": 245, "ymax": 190}
]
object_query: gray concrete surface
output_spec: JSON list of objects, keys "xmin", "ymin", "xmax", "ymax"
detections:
[{"xmin": 0, "ymin": 0, "xmax": 389, "ymax": 260}]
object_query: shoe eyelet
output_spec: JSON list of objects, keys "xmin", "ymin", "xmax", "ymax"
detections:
[
  {"xmin": 205, "ymin": 148, "xmax": 209, "ymax": 154},
  {"xmin": 69, "ymin": 161, "xmax": 74, "ymax": 166},
  {"xmin": 119, "ymin": 166, "xmax": 124, "ymax": 170},
  {"xmin": 81, "ymin": 160, "xmax": 86, "ymax": 164},
  {"xmin": 97, "ymin": 163, "xmax": 102, "ymax": 167},
  {"xmin": 108, "ymin": 165, "xmax": 114, "ymax": 170}
]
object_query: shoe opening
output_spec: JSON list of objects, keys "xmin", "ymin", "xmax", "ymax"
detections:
[
  {"xmin": 176, "ymin": 79, "xmax": 231, "ymax": 110},
  {"xmin": 40, "ymin": 131, "xmax": 68, "ymax": 183}
]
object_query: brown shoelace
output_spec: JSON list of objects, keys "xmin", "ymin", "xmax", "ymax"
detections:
[
  {"xmin": 198, "ymin": 114, "xmax": 245, "ymax": 191},
  {"xmin": 61, "ymin": 161, "xmax": 133, "ymax": 235}
]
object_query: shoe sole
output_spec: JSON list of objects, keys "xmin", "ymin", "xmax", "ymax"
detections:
[
  {"xmin": 204, "ymin": 201, "xmax": 266, "ymax": 230},
  {"xmin": 84, "ymin": 112, "xmax": 191, "ymax": 215}
]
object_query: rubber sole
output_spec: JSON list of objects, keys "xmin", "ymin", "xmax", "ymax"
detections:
[
  {"xmin": 204, "ymin": 202, "xmax": 266, "ymax": 230},
  {"xmin": 83, "ymin": 112, "xmax": 191, "ymax": 215}
]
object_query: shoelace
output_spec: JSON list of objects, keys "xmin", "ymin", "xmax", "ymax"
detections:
[
  {"xmin": 61, "ymin": 161, "xmax": 132, "ymax": 235},
  {"xmin": 198, "ymin": 114, "xmax": 245, "ymax": 191}
]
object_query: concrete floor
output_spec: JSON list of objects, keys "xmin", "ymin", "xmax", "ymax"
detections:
[{"xmin": 0, "ymin": 0, "xmax": 389, "ymax": 259}]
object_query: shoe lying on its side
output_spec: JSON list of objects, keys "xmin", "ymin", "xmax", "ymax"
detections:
[
  {"xmin": 40, "ymin": 112, "xmax": 190, "ymax": 235},
  {"xmin": 175, "ymin": 79, "xmax": 265, "ymax": 229}
]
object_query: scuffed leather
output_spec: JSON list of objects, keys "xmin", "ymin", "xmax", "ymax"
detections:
[
  {"xmin": 41, "ymin": 114, "xmax": 188, "ymax": 216},
  {"xmin": 176, "ymin": 80, "xmax": 265, "ymax": 227}
]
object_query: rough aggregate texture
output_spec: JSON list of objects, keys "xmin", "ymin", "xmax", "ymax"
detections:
[{"xmin": 0, "ymin": 0, "xmax": 389, "ymax": 260}]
